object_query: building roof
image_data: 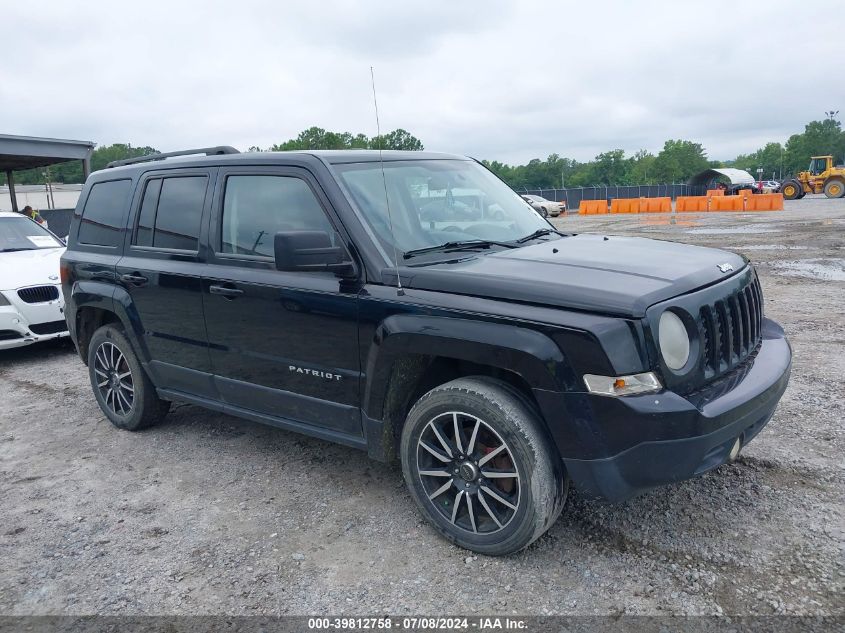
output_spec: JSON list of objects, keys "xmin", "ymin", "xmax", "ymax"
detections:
[
  {"xmin": 688, "ymin": 167, "xmax": 755, "ymax": 187},
  {"xmin": 0, "ymin": 133, "xmax": 95, "ymax": 172}
]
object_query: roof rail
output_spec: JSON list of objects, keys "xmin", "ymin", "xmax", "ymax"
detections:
[{"xmin": 105, "ymin": 146, "xmax": 240, "ymax": 169}]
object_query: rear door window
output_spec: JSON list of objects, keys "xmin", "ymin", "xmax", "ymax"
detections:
[
  {"xmin": 132, "ymin": 176, "xmax": 207, "ymax": 251},
  {"xmin": 77, "ymin": 179, "xmax": 132, "ymax": 247}
]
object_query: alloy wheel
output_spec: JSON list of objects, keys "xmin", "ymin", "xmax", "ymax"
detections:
[
  {"xmin": 93, "ymin": 341, "xmax": 135, "ymax": 416},
  {"xmin": 416, "ymin": 411, "xmax": 521, "ymax": 535}
]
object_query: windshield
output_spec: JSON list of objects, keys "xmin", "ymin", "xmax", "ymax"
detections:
[
  {"xmin": 0, "ymin": 215, "xmax": 63, "ymax": 252},
  {"xmin": 333, "ymin": 159, "xmax": 549, "ymax": 263}
]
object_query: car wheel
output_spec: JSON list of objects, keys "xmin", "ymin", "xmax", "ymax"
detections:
[
  {"xmin": 88, "ymin": 324, "xmax": 170, "ymax": 431},
  {"xmin": 539, "ymin": 207, "xmax": 548, "ymax": 218},
  {"xmin": 400, "ymin": 377, "xmax": 568, "ymax": 555},
  {"xmin": 781, "ymin": 180, "xmax": 802, "ymax": 200},
  {"xmin": 823, "ymin": 179, "xmax": 845, "ymax": 199}
]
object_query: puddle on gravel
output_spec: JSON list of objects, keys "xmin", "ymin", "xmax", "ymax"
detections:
[
  {"xmin": 771, "ymin": 258, "xmax": 845, "ymax": 281},
  {"xmin": 686, "ymin": 226, "xmax": 781, "ymax": 235},
  {"xmin": 739, "ymin": 244, "xmax": 811, "ymax": 250}
]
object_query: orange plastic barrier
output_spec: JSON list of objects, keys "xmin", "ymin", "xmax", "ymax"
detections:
[
  {"xmin": 639, "ymin": 197, "xmax": 672, "ymax": 213},
  {"xmin": 707, "ymin": 189, "xmax": 725, "ymax": 197},
  {"xmin": 610, "ymin": 198, "xmax": 639, "ymax": 213},
  {"xmin": 675, "ymin": 196, "xmax": 709, "ymax": 212},
  {"xmin": 745, "ymin": 193, "xmax": 784, "ymax": 211},
  {"xmin": 579, "ymin": 199, "xmax": 608, "ymax": 215},
  {"xmin": 709, "ymin": 195, "xmax": 744, "ymax": 211}
]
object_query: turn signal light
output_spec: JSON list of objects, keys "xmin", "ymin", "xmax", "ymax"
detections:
[{"xmin": 583, "ymin": 372, "xmax": 662, "ymax": 397}]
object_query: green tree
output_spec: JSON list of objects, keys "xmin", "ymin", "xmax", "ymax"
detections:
[
  {"xmin": 733, "ymin": 142, "xmax": 786, "ymax": 180},
  {"xmin": 369, "ymin": 128, "xmax": 424, "ymax": 151},
  {"xmin": 652, "ymin": 139, "xmax": 710, "ymax": 183},
  {"xmin": 628, "ymin": 149, "xmax": 656, "ymax": 185},
  {"xmin": 270, "ymin": 127, "xmax": 423, "ymax": 152},
  {"xmin": 783, "ymin": 118, "xmax": 845, "ymax": 175},
  {"xmin": 590, "ymin": 149, "xmax": 629, "ymax": 185}
]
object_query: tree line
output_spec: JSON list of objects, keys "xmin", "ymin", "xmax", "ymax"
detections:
[{"xmin": 3, "ymin": 117, "xmax": 842, "ymax": 189}]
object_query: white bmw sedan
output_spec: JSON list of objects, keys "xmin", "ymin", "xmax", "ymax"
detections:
[{"xmin": 0, "ymin": 211, "xmax": 68, "ymax": 349}]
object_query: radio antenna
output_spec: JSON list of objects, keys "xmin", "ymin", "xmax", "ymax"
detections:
[{"xmin": 370, "ymin": 66, "xmax": 404, "ymax": 296}]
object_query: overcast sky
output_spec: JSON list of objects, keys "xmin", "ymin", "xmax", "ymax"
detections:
[{"xmin": 2, "ymin": 0, "xmax": 842, "ymax": 164}]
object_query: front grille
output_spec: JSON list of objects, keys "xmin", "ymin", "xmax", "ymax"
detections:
[
  {"xmin": 29, "ymin": 320, "xmax": 67, "ymax": 335},
  {"xmin": 698, "ymin": 275, "xmax": 763, "ymax": 379},
  {"xmin": 17, "ymin": 285, "xmax": 59, "ymax": 304}
]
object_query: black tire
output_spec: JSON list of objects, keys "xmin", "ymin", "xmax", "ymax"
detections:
[
  {"xmin": 400, "ymin": 377, "xmax": 568, "ymax": 555},
  {"xmin": 823, "ymin": 179, "xmax": 845, "ymax": 199},
  {"xmin": 87, "ymin": 324, "xmax": 169, "ymax": 431},
  {"xmin": 781, "ymin": 180, "xmax": 802, "ymax": 200},
  {"xmin": 539, "ymin": 206, "xmax": 548, "ymax": 218}
]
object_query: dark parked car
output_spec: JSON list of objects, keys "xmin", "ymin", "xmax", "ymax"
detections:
[{"xmin": 61, "ymin": 148, "xmax": 791, "ymax": 555}]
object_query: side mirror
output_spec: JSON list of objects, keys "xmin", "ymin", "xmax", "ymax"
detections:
[{"xmin": 274, "ymin": 231, "xmax": 354, "ymax": 275}]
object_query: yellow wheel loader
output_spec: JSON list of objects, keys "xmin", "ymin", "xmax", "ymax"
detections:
[{"xmin": 781, "ymin": 156, "xmax": 845, "ymax": 199}]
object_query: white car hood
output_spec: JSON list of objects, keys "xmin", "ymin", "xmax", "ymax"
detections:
[{"xmin": 0, "ymin": 247, "xmax": 65, "ymax": 291}]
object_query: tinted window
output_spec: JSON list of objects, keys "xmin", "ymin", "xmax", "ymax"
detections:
[
  {"xmin": 221, "ymin": 176, "xmax": 332, "ymax": 257},
  {"xmin": 152, "ymin": 176, "xmax": 207, "ymax": 251},
  {"xmin": 134, "ymin": 178, "xmax": 161, "ymax": 248},
  {"xmin": 78, "ymin": 179, "xmax": 132, "ymax": 247}
]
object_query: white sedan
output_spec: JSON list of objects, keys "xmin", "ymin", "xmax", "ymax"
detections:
[{"xmin": 0, "ymin": 212, "xmax": 69, "ymax": 350}]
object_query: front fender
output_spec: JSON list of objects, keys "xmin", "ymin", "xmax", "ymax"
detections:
[{"xmin": 362, "ymin": 314, "xmax": 576, "ymax": 421}]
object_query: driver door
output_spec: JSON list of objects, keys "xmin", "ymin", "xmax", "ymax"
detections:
[{"xmin": 201, "ymin": 166, "xmax": 362, "ymax": 437}]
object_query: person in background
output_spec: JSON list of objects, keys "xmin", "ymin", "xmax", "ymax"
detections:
[{"xmin": 21, "ymin": 205, "xmax": 49, "ymax": 229}]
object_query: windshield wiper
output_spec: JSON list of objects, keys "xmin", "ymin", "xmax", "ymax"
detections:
[
  {"xmin": 513, "ymin": 228, "xmax": 566, "ymax": 244},
  {"xmin": 0, "ymin": 248, "xmax": 32, "ymax": 253},
  {"xmin": 403, "ymin": 239, "xmax": 517, "ymax": 260}
]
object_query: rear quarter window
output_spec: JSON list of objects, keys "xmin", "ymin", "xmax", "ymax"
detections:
[{"xmin": 77, "ymin": 179, "xmax": 132, "ymax": 247}]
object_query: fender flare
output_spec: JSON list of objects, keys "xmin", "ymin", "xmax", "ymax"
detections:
[
  {"xmin": 362, "ymin": 314, "xmax": 575, "ymax": 422},
  {"xmin": 71, "ymin": 281, "xmax": 150, "ymax": 366}
]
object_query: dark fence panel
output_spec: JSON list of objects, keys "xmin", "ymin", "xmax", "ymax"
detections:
[
  {"xmin": 521, "ymin": 184, "xmax": 707, "ymax": 210},
  {"xmin": 41, "ymin": 208, "xmax": 74, "ymax": 237}
]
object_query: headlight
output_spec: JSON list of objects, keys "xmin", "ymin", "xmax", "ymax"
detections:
[
  {"xmin": 0, "ymin": 292, "xmax": 10, "ymax": 307},
  {"xmin": 659, "ymin": 310, "xmax": 691, "ymax": 370}
]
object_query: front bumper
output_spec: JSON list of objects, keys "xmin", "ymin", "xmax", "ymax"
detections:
[
  {"xmin": 543, "ymin": 318, "xmax": 791, "ymax": 502},
  {"xmin": 0, "ymin": 289, "xmax": 69, "ymax": 350}
]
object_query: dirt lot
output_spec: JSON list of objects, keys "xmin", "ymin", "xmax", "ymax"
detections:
[{"xmin": 1, "ymin": 196, "xmax": 843, "ymax": 617}]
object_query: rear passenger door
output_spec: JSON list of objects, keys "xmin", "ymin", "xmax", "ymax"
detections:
[
  {"xmin": 116, "ymin": 168, "xmax": 216, "ymax": 397},
  {"xmin": 201, "ymin": 166, "xmax": 361, "ymax": 436}
]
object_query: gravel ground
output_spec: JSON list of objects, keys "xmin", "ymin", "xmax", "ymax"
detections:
[{"xmin": 0, "ymin": 195, "xmax": 843, "ymax": 617}]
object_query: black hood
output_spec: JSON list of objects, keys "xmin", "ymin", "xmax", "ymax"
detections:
[{"xmin": 397, "ymin": 234, "xmax": 747, "ymax": 317}]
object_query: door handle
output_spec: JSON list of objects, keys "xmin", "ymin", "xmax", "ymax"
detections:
[
  {"xmin": 209, "ymin": 284, "xmax": 244, "ymax": 298},
  {"xmin": 120, "ymin": 273, "xmax": 148, "ymax": 286}
]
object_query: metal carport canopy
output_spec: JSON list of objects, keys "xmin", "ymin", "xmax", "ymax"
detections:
[
  {"xmin": 0, "ymin": 133, "xmax": 95, "ymax": 213},
  {"xmin": 688, "ymin": 167, "xmax": 755, "ymax": 187}
]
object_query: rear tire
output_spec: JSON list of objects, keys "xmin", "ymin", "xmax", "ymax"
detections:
[
  {"xmin": 781, "ymin": 180, "xmax": 802, "ymax": 200},
  {"xmin": 87, "ymin": 324, "xmax": 170, "ymax": 431},
  {"xmin": 823, "ymin": 179, "xmax": 845, "ymax": 199},
  {"xmin": 400, "ymin": 377, "xmax": 568, "ymax": 555}
]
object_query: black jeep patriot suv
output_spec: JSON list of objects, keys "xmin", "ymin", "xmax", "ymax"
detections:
[{"xmin": 61, "ymin": 147, "xmax": 791, "ymax": 555}]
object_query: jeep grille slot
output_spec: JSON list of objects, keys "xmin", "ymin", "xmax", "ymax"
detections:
[
  {"xmin": 698, "ymin": 275, "xmax": 763, "ymax": 379},
  {"xmin": 17, "ymin": 285, "xmax": 59, "ymax": 304}
]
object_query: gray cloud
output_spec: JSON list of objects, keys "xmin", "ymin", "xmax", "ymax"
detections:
[{"xmin": 1, "ymin": 0, "xmax": 841, "ymax": 164}]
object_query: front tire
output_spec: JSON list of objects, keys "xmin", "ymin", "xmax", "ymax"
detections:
[
  {"xmin": 87, "ymin": 324, "xmax": 169, "ymax": 431},
  {"xmin": 823, "ymin": 179, "xmax": 845, "ymax": 198},
  {"xmin": 400, "ymin": 377, "xmax": 567, "ymax": 555},
  {"xmin": 781, "ymin": 180, "xmax": 802, "ymax": 200}
]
